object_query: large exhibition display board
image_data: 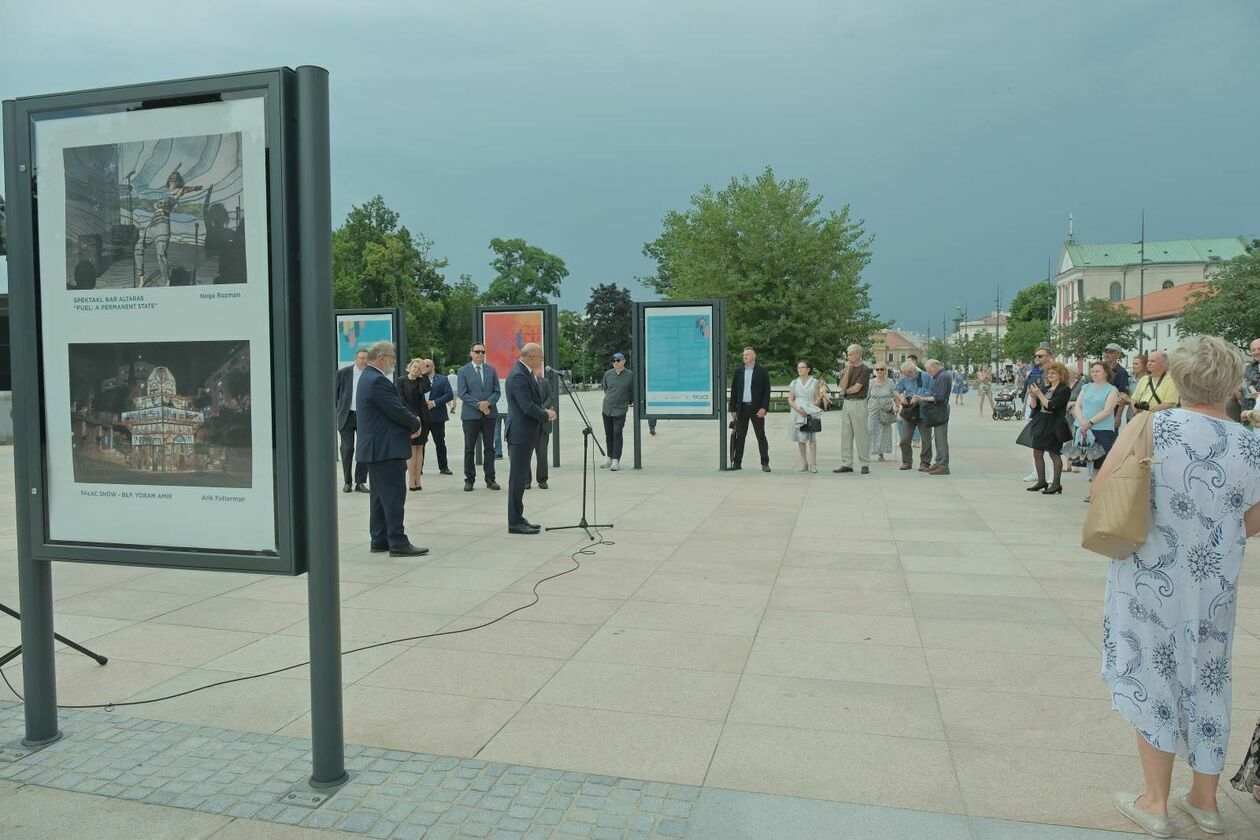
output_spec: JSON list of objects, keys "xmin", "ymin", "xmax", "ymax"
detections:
[
  {"xmin": 335, "ymin": 308, "xmax": 404, "ymax": 370},
  {"xmin": 4, "ymin": 68, "xmax": 333, "ymax": 575},
  {"xmin": 474, "ymin": 305, "xmax": 559, "ymax": 466},
  {"xmin": 36, "ymin": 98, "xmax": 275, "ymax": 554},
  {"xmin": 631, "ymin": 300, "xmax": 727, "ymax": 469}
]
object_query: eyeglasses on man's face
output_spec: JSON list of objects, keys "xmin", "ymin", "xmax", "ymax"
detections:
[{"xmin": 472, "ymin": 349, "xmax": 486, "ymax": 354}]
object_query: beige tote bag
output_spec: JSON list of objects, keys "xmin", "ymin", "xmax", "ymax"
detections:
[{"xmin": 1081, "ymin": 411, "xmax": 1156, "ymax": 560}]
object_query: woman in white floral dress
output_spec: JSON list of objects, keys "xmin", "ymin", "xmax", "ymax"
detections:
[{"xmin": 1099, "ymin": 337, "xmax": 1260, "ymax": 837}]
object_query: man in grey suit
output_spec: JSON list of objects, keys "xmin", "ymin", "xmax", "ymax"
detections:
[
  {"xmin": 334, "ymin": 347, "xmax": 370, "ymax": 493},
  {"xmin": 456, "ymin": 341, "xmax": 501, "ymax": 492}
]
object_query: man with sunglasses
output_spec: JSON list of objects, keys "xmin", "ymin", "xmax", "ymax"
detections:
[
  {"xmin": 601, "ymin": 352, "xmax": 634, "ymax": 471},
  {"xmin": 1021, "ymin": 347, "xmax": 1053, "ymax": 481},
  {"xmin": 457, "ymin": 342, "xmax": 501, "ymax": 491}
]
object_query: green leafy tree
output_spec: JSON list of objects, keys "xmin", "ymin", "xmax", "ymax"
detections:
[
  {"xmin": 558, "ymin": 309, "xmax": 597, "ymax": 383},
  {"xmin": 966, "ymin": 331, "xmax": 996, "ymax": 368},
  {"xmin": 1056, "ymin": 298, "xmax": 1139, "ymax": 361},
  {"xmin": 1008, "ymin": 282, "xmax": 1056, "ymax": 324},
  {"xmin": 332, "ymin": 195, "xmax": 449, "ymax": 360},
  {"xmin": 585, "ymin": 284, "xmax": 633, "ymax": 372},
  {"xmin": 924, "ymin": 338, "xmax": 951, "ymax": 367},
  {"xmin": 1002, "ymin": 319, "xmax": 1052, "ymax": 362},
  {"xmin": 438, "ymin": 275, "xmax": 482, "ymax": 371},
  {"xmin": 481, "ymin": 237, "xmax": 568, "ymax": 305},
  {"xmin": 1177, "ymin": 243, "xmax": 1260, "ymax": 348},
  {"xmin": 642, "ymin": 166, "xmax": 887, "ymax": 374}
]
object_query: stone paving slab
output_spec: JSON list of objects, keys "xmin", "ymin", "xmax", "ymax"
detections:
[{"xmin": 0, "ymin": 703, "xmax": 694, "ymax": 839}]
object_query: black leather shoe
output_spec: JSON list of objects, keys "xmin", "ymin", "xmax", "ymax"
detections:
[
  {"xmin": 342, "ymin": 483, "xmax": 352, "ymax": 494},
  {"xmin": 369, "ymin": 544, "xmax": 389, "ymax": 553},
  {"xmin": 860, "ymin": 466, "xmax": 870, "ymax": 475},
  {"xmin": 524, "ymin": 483, "xmax": 532, "ymax": 490},
  {"xmin": 730, "ymin": 464, "xmax": 742, "ymax": 471},
  {"xmin": 464, "ymin": 481, "xmax": 474, "ymax": 491},
  {"xmin": 761, "ymin": 464, "xmax": 771, "ymax": 472},
  {"xmin": 440, "ymin": 469, "xmax": 453, "ymax": 475},
  {"xmin": 486, "ymin": 481, "xmax": 501, "ymax": 490},
  {"xmin": 494, "ymin": 453, "xmax": 504, "ymax": 460},
  {"xmin": 389, "ymin": 544, "xmax": 430, "ymax": 557},
  {"xmin": 538, "ymin": 481, "xmax": 548, "ymax": 489},
  {"xmin": 354, "ymin": 483, "xmax": 370, "ymax": 494},
  {"xmin": 833, "ymin": 466, "xmax": 854, "ymax": 474},
  {"xmin": 508, "ymin": 524, "xmax": 540, "ymax": 535}
]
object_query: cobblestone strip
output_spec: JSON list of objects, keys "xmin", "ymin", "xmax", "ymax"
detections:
[{"xmin": 0, "ymin": 703, "xmax": 695, "ymax": 838}]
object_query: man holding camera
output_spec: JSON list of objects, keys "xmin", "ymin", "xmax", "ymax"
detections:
[{"xmin": 1132, "ymin": 349, "xmax": 1179, "ymax": 413}]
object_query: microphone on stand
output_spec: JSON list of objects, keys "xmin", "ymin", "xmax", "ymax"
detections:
[{"xmin": 544, "ymin": 366, "xmax": 571, "ymax": 380}]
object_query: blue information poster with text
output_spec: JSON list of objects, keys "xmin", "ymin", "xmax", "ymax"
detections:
[{"xmin": 644, "ymin": 305, "xmax": 715, "ymax": 415}]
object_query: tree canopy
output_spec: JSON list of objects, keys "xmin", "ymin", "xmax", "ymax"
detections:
[
  {"xmin": 585, "ymin": 284, "xmax": 633, "ymax": 371},
  {"xmin": 1055, "ymin": 298, "xmax": 1139, "ymax": 361},
  {"xmin": 481, "ymin": 237, "xmax": 568, "ymax": 305},
  {"xmin": 642, "ymin": 167, "xmax": 886, "ymax": 375},
  {"xmin": 1008, "ymin": 282, "xmax": 1055, "ymax": 325},
  {"xmin": 1177, "ymin": 242, "xmax": 1260, "ymax": 349},
  {"xmin": 1002, "ymin": 319, "xmax": 1051, "ymax": 362},
  {"xmin": 332, "ymin": 195, "xmax": 448, "ymax": 362}
]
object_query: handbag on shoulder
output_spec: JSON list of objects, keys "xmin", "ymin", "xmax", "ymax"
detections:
[
  {"xmin": 1080, "ymin": 412, "xmax": 1156, "ymax": 559},
  {"xmin": 922, "ymin": 401, "xmax": 950, "ymax": 428}
]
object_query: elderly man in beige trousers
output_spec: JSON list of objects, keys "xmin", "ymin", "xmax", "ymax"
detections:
[{"xmin": 833, "ymin": 343, "xmax": 872, "ymax": 475}]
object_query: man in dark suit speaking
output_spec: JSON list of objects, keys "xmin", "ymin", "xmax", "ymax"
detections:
[
  {"xmin": 356, "ymin": 341, "xmax": 428, "ymax": 557},
  {"xmin": 505, "ymin": 343, "xmax": 556, "ymax": 534}
]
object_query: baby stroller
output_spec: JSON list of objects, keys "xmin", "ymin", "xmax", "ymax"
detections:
[{"xmin": 992, "ymin": 388, "xmax": 1019, "ymax": 420}]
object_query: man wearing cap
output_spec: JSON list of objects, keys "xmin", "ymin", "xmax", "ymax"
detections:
[
  {"xmin": 1103, "ymin": 343, "xmax": 1130, "ymax": 424},
  {"xmin": 601, "ymin": 353, "xmax": 634, "ymax": 471}
]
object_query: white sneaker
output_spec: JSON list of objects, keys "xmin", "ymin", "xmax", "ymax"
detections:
[
  {"xmin": 600, "ymin": 458, "xmax": 612, "ymax": 469},
  {"xmin": 610, "ymin": 460, "xmax": 621, "ymax": 471}
]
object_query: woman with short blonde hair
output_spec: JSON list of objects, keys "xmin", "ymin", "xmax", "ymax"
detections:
[{"xmin": 1097, "ymin": 335, "xmax": 1260, "ymax": 835}]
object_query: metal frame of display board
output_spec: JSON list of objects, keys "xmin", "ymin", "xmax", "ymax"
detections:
[
  {"xmin": 3, "ymin": 67, "xmax": 346, "ymax": 787},
  {"xmin": 334, "ymin": 307, "xmax": 405, "ymax": 375},
  {"xmin": 472, "ymin": 304, "xmax": 560, "ymax": 468},
  {"xmin": 630, "ymin": 299, "xmax": 727, "ymax": 471}
]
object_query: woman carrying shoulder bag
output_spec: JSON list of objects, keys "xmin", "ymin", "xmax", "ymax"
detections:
[{"xmin": 1093, "ymin": 337, "xmax": 1260, "ymax": 837}]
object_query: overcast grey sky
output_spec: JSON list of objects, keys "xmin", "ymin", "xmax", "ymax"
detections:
[{"xmin": 3, "ymin": 1, "xmax": 1257, "ymax": 330}]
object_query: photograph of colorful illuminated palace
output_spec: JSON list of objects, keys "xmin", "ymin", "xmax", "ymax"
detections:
[{"xmin": 68, "ymin": 341, "xmax": 252, "ymax": 487}]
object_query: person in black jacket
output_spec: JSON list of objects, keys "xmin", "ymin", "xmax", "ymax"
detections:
[
  {"xmin": 334, "ymin": 348, "xmax": 371, "ymax": 493},
  {"xmin": 356, "ymin": 341, "xmax": 427, "ymax": 556},
  {"xmin": 1026, "ymin": 361, "xmax": 1071, "ymax": 495},
  {"xmin": 728, "ymin": 346, "xmax": 772, "ymax": 472},
  {"xmin": 504, "ymin": 343, "xmax": 556, "ymax": 533},
  {"xmin": 396, "ymin": 358, "xmax": 432, "ymax": 491}
]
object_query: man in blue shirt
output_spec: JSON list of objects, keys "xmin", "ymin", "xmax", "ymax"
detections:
[{"xmin": 895, "ymin": 360, "xmax": 934, "ymax": 471}]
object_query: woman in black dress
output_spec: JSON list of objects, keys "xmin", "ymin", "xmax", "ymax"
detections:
[
  {"xmin": 396, "ymin": 358, "xmax": 431, "ymax": 491},
  {"xmin": 1026, "ymin": 361, "xmax": 1071, "ymax": 495}
]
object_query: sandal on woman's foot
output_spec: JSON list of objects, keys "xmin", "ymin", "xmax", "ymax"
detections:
[{"xmin": 1113, "ymin": 793, "xmax": 1170, "ymax": 838}]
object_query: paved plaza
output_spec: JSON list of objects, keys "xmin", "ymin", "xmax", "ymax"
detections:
[{"xmin": 1, "ymin": 393, "xmax": 1259, "ymax": 838}]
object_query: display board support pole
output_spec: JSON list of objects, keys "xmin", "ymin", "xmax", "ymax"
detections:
[
  {"xmin": 631, "ymin": 307, "xmax": 643, "ymax": 470},
  {"xmin": 717, "ymin": 301, "xmax": 728, "ymax": 472},
  {"xmin": 296, "ymin": 66, "xmax": 346, "ymax": 790},
  {"xmin": 4, "ymin": 99, "xmax": 62, "ymax": 747}
]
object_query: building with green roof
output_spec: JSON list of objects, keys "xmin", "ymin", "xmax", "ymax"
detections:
[{"xmin": 1052, "ymin": 234, "xmax": 1248, "ymax": 335}]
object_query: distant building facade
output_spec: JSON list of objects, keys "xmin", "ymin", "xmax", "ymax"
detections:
[
  {"xmin": 949, "ymin": 309, "xmax": 1008, "ymax": 344},
  {"xmin": 1053, "ymin": 236, "xmax": 1247, "ymax": 328},
  {"xmin": 871, "ymin": 329, "xmax": 926, "ymax": 366}
]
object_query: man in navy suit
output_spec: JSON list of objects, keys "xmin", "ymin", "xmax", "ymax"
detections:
[
  {"xmin": 356, "ymin": 341, "xmax": 428, "ymax": 557},
  {"xmin": 505, "ymin": 343, "xmax": 556, "ymax": 534},
  {"xmin": 456, "ymin": 342, "xmax": 501, "ymax": 492},
  {"xmin": 421, "ymin": 358, "xmax": 454, "ymax": 475}
]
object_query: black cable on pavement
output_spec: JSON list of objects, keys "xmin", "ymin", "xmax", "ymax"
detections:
[{"xmin": 0, "ymin": 535, "xmax": 613, "ymax": 712}]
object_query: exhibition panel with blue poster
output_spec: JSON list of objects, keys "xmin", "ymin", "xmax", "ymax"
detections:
[{"xmin": 631, "ymin": 300, "xmax": 727, "ymax": 470}]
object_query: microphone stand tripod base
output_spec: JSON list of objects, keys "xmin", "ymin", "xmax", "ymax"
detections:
[{"xmin": 544, "ymin": 379, "xmax": 613, "ymax": 541}]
